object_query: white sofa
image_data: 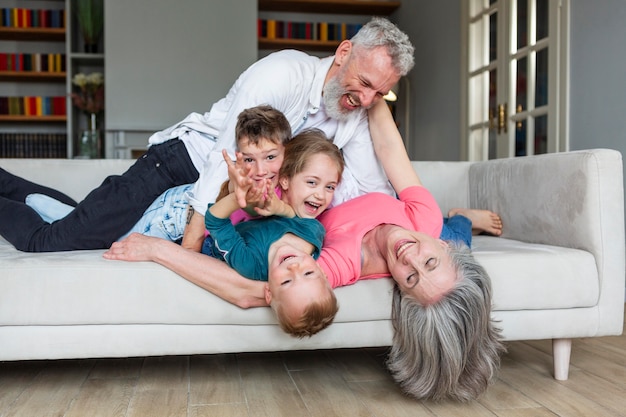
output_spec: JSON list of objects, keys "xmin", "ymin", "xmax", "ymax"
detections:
[{"xmin": 1, "ymin": 149, "xmax": 624, "ymax": 382}]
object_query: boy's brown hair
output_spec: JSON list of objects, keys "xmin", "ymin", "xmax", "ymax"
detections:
[
  {"xmin": 235, "ymin": 104, "xmax": 291, "ymax": 146},
  {"xmin": 217, "ymin": 105, "xmax": 291, "ymax": 201}
]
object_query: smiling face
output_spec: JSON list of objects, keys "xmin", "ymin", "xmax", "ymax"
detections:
[
  {"xmin": 381, "ymin": 225, "xmax": 457, "ymax": 305},
  {"xmin": 279, "ymin": 153, "xmax": 340, "ymax": 219},
  {"xmin": 238, "ymin": 136, "xmax": 285, "ymax": 188},
  {"xmin": 323, "ymin": 42, "xmax": 400, "ymax": 121},
  {"xmin": 265, "ymin": 244, "xmax": 332, "ymax": 323}
]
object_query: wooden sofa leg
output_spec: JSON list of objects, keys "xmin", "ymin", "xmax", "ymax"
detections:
[{"xmin": 552, "ymin": 338, "xmax": 572, "ymax": 380}]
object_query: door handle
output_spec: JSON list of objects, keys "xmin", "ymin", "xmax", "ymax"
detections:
[{"xmin": 498, "ymin": 103, "xmax": 508, "ymax": 134}]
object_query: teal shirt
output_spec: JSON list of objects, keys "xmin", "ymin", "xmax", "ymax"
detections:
[{"xmin": 203, "ymin": 207, "xmax": 325, "ymax": 281}]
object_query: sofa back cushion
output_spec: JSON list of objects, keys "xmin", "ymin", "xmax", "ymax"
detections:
[{"xmin": 0, "ymin": 159, "xmax": 135, "ymax": 202}]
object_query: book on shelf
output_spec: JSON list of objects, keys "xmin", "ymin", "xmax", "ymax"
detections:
[
  {"xmin": 0, "ymin": 96, "xmax": 66, "ymax": 116},
  {"xmin": 0, "ymin": 8, "xmax": 65, "ymax": 29},
  {"xmin": 0, "ymin": 132, "xmax": 67, "ymax": 158},
  {"xmin": 258, "ymin": 19, "xmax": 363, "ymax": 42},
  {"xmin": 0, "ymin": 53, "xmax": 66, "ymax": 72}
]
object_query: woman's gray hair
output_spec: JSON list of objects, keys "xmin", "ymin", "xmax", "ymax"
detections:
[
  {"xmin": 387, "ymin": 242, "xmax": 505, "ymax": 401},
  {"xmin": 350, "ymin": 17, "xmax": 415, "ymax": 76}
]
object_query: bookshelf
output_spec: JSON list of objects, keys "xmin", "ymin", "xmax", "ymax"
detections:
[
  {"xmin": 0, "ymin": 0, "xmax": 69, "ymax": 157},
  {"xmin": 0, "ymin": 0, "xmax": 105, "ymax": 158},
  {"xmin": 258, "ymin": 0, "xmax": 401, "ymax": 52},
  {"xmin": 0, "ymin": 26, "xmax": 65, "ymax": 41},
  {"xmin": 258, "ymin": 0, "xmax": 400, "ymax": 15}
]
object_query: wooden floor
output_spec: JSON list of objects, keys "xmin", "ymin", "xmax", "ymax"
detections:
[{"xmin": 1, "ymin": 309, "xmax": 624, "ymax": 417}]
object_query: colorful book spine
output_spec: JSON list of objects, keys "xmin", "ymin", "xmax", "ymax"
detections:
[
  {"xmin": 257, "ymin": 19, "xmax": 363, "ymax": 42},
  {"xmin": 0, "ymin": 8, "xmax": 65, "ymax": 28},
  {"xmin": 0, "ymin": 96, "xmax": 66, "ymax": 116},
  {"xmin": 0, "ymin": 53, "xmax": 65, "ymax": 72}
]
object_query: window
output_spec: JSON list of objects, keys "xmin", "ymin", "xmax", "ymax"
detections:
[{"xmin": 462, "ymin": 0, "xmax": 569, "ymax": 160}]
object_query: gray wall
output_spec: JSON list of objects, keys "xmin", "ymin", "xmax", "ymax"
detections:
[
  {"xmin": 568, "ymin": 0, "xmax": 626, "ymax": 187},
  {"xmin": 104, "ymin": 0, "xmax": 257, "ymax": 132},
  {"xmin": 569, "ymin": 0, "xmax": 626, "ymax": 243},
  {"xmin": 394, "ymin": 1, "xmax": 462, "ymax": 162}
]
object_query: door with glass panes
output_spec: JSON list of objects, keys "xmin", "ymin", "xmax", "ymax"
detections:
[{"xmin": 462, "ymin": 0, "xmax": 569, "ymax": 161}]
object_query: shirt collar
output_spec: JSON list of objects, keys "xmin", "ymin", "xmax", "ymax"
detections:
[{"xmin": 309, "ymin": 55, "xmax": 335, "ymax": 112}]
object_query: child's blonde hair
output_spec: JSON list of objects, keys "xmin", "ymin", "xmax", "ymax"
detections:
[
  {"xmin": 273, "ymin": 278, "xmax": 338, "ymax": 338},
  {"xmin": 279, "ymin": 128, "xmax": 344, "ymax": 182}
]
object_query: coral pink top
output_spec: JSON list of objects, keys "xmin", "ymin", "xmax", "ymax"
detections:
[{"xmin": 317, "ymin": 186, "xmax": 443, "ymax": 288}]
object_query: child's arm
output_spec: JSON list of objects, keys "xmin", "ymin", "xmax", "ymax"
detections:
[
  {"xmin": 209, "ymin": 193, "xmax": 241, "ymax": 219},
  {"xmin": 182, "ymin": 150, "xmax": 254, "ymax": 251},
  {"xmin": 253, "ymin": 183, "xmax": 296, "ymax": 218},
  {"xmin": 181, "ymin": 208, "xmax": 206, "ymax": 252}
]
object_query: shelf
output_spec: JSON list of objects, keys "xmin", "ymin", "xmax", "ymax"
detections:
[
  {"xmin": 259, "ymin": 37, "xmax": 341, "ymax": 52},
  {"xmin": 0, "ymin": 71, "xmax": 66, "ymax": 82},
  {"xmin": 258, "ymin": 0, "xmax": 401, "ymax": 15},
  {"xmin": 0, "ymin": 115, "xmax": 66, "ymax": 123},
  {"xmin": 70, "ymin": 53, "xmax": 105, "ymax": 66},
  {"xmin": 0, "ymin": 27, "xmax": 65, "ymax": 42}
]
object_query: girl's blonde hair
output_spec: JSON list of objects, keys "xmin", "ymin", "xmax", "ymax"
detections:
[{"xmin": 279, "ymin": 128, "xmax": 344, "ymax": 181}]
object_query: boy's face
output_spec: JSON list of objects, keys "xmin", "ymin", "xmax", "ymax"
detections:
[
  {"xmin": 238, "ymin": 136, "xmax": 285, "ymax": 188},
  {"xmin": 265, "ymin": 245, "xmax": 331, "ymax": 321}
]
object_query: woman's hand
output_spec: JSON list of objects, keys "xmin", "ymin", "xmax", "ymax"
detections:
[{"xmin": 103, "ymin": 232, "xmax": 161, "ymax": 262}]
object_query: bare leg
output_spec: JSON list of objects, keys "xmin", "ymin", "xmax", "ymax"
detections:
[{"xmin": 448, "ymin": 208, "xmax": 503, "ymax": 236}]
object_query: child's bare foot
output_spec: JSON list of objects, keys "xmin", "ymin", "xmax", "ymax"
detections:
[{"xmin": 448, "ymin": 208, "xmax": 503, "ymax": 236}]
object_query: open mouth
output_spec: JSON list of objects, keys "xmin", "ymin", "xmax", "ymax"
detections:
[
  {"xmin": 280, "ymin": 254, "xmax": 296, "ymax": 264},
  {"xmin": 394, "ymin": 240, "xmax": 415, "ymax": 258},
  {"xmin": 305, "ymin": 201, "xmax": 321, "ymax": 213},
  {"xmin": 343, "ymin": 94, "xmax": 360, "ymax": 109}
]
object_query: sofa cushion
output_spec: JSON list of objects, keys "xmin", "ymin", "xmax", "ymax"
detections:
[
  {"xmin": 472, "ymin": 236, "xmax": 599, "ymax": 311},
  {"xmin": 0, "ymin": 238, "xmax": 395, "ymax": 326},
  {"xmin": 0, "ymin": 234, "xmax": 598, "ymax": 327}
]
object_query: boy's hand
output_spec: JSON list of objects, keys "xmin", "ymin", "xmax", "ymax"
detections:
[{"xmin": 222, "ymin": 149, "xmax": 252, "ymax": 208}]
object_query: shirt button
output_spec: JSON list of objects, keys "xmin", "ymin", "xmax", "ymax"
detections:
[{"xmin": 156, "ymin": 162, "xmax": 161, "ymax": 167}]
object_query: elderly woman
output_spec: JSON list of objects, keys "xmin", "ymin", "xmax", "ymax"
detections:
[{"xmin": 104, "ymin": 101, "xmax": 504, "ymax": 401}]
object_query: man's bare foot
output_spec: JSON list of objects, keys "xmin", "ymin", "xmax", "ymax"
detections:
[{"xmin": 448, "ymin": 208, "xmax": 503, "ymax": 236}]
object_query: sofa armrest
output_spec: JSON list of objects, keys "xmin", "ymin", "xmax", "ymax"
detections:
[
  {"xmin": 469, "ymin": 149, "xmax": 625, "ymax": 334},
  {"xmin": 468, "ymin": 149, "xmax": 623, "ymax": 249}
]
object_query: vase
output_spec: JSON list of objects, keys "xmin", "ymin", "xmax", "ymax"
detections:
[
  {"xmin": 77, "ymin": 113, "xmax": 100, "ymax": 159},
  {"xmin": 84, "ymin": 43, "xmax": 98, "ymax": 53}
]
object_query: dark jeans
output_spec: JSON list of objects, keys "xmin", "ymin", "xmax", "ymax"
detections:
[{"xmin": 0, "ymin": 139, "xmax": 198, "ymax": 252}]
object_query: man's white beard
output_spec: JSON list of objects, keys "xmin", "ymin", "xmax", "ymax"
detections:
[{"xmin": 322, "ymin": 77, "xmax": 352, "ymax": 122}]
